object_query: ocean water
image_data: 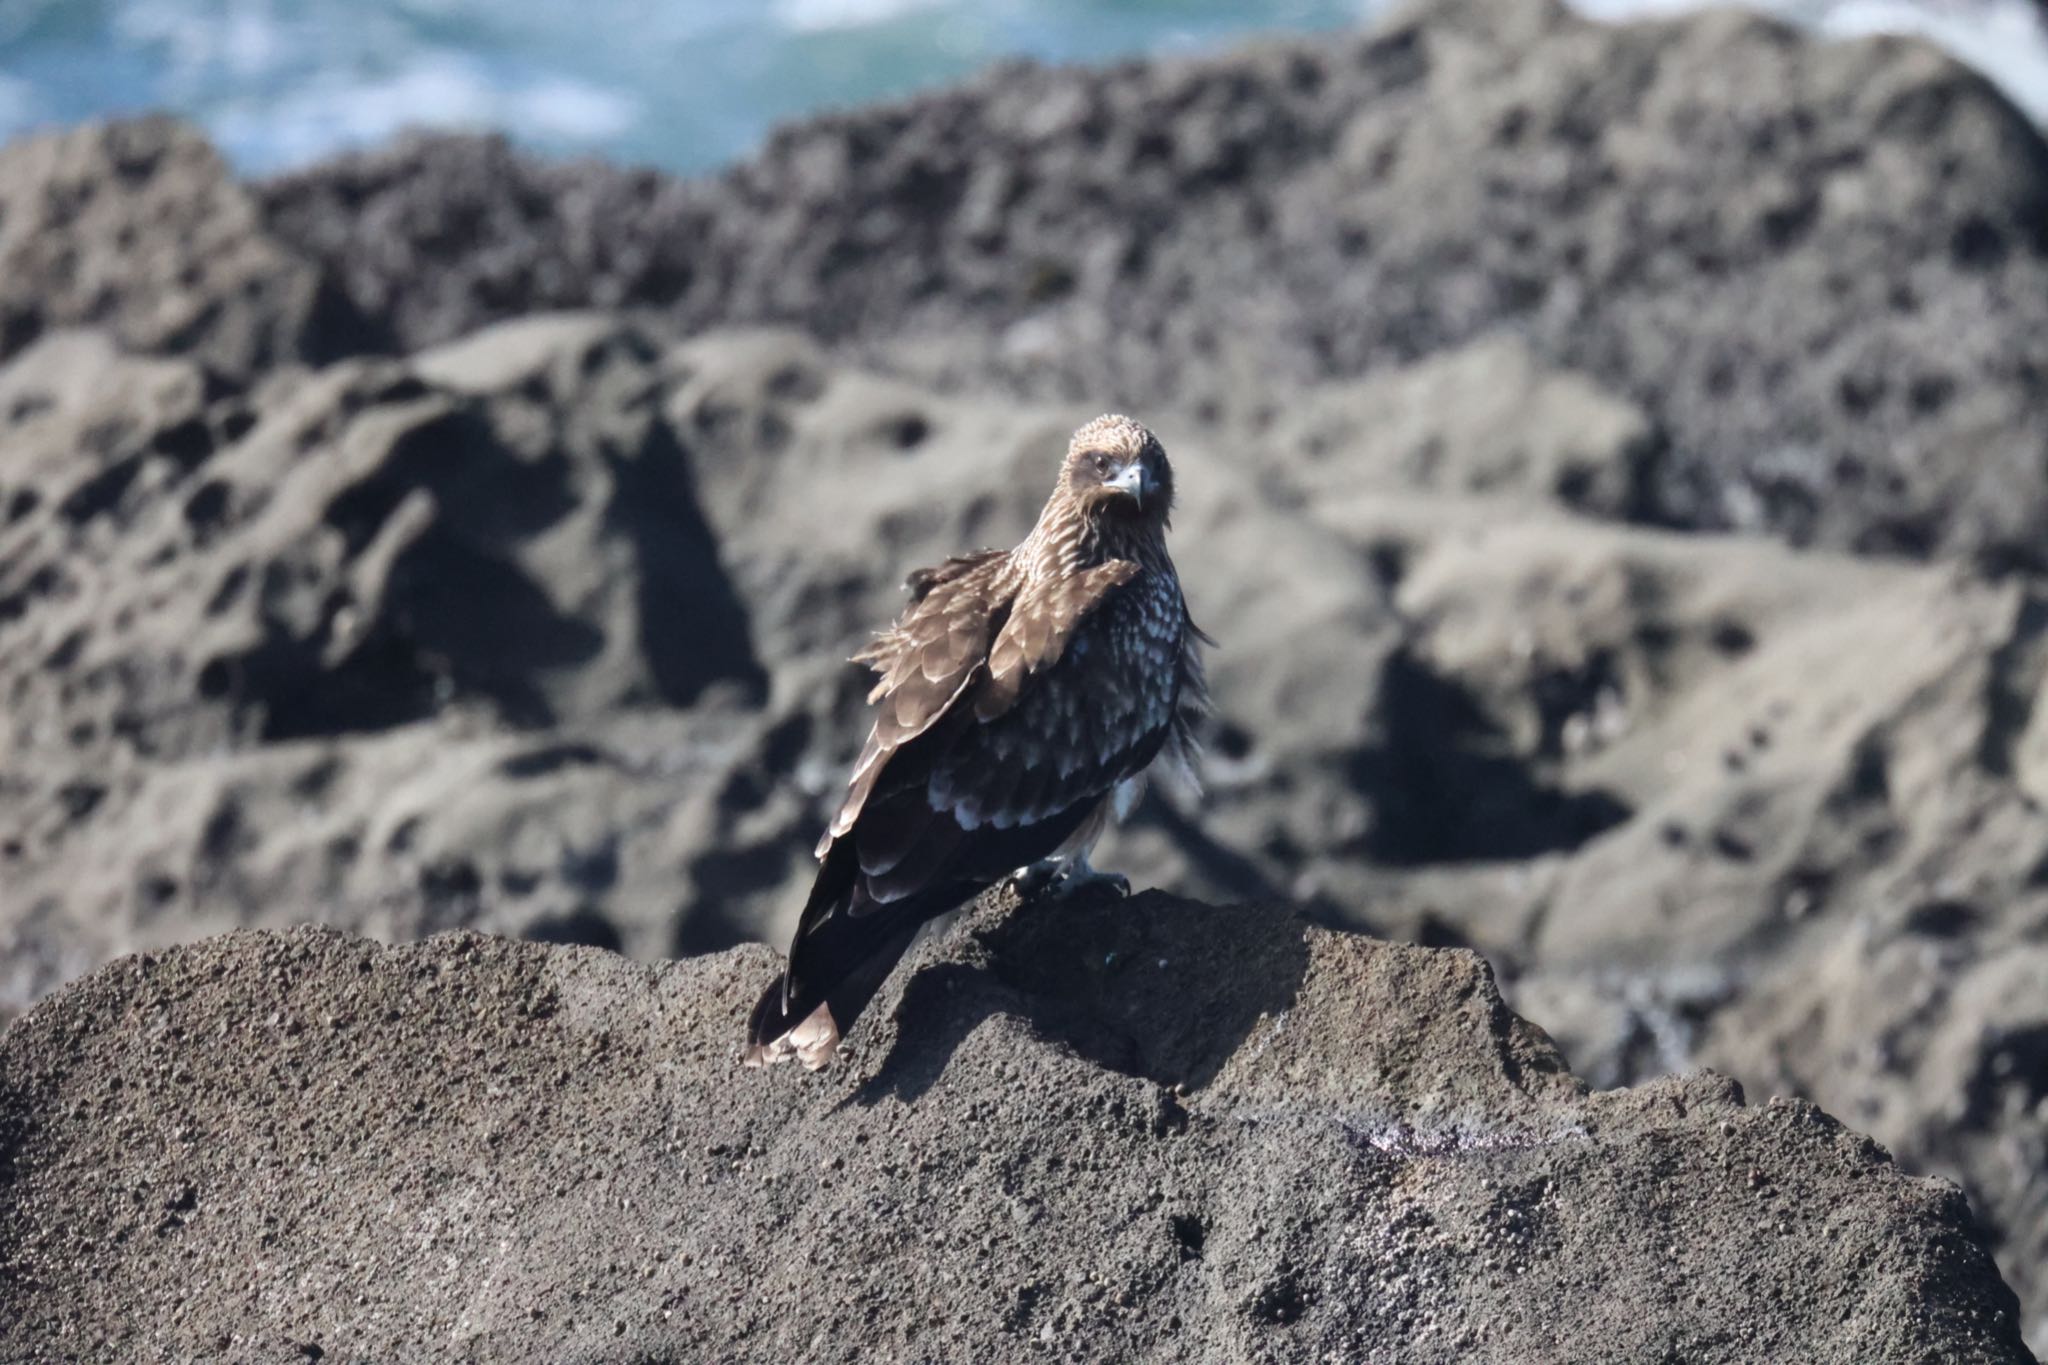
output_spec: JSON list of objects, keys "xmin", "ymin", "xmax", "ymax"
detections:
[{"xmin": 0, "ymin": 0, "xmax": 2044, "ymax": 177}]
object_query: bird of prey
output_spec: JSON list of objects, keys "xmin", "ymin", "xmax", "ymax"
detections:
[{"xmin": 745, "ymin": 414, "xmax": 1208, "ymax": 1069}]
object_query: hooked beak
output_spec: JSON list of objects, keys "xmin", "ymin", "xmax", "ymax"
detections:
[{"xmin": 1107, "ymin": 462, "xmax": 1154, "ymax": 508}]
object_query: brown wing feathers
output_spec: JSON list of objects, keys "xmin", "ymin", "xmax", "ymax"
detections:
[
  {"xmin": 901, "ymin": 548, "xmax": 1007, "ymax": 604},
  {"xmin": 842, "ymin": 560, "xmax": 1139, "ymax": 877},
  {"xmin": 823, "ymin": 555, "xmax": 1012, "ymax": 851},
  {"xmin": 978, "ymin": 559, "xmax": 1138, "ymax": 719},
  {"xmin": 753, "ymin": 555, "xmax": 1147, "ymax": 1062}
]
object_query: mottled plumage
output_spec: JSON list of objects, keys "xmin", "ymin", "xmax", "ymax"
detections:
[{"xmin": 745, "ymin": 414, "xmax": 1208, "ymax": 1069}]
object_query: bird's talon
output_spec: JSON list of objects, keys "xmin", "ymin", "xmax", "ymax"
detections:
[
  {"xmin": 1052, "ymin": 867, "xmax": 1130, "ymax": 901},
  {"xmin": 1008, "ymin": 862, "xmax": 1062, "ymax": 900}
]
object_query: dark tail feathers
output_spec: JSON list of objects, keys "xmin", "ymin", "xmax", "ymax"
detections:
[
  {"xmin": 744, "ymin": 839, "xmax": 928, "ymax": 1068},
  {"xmin": 743, "ymin": 919, "xmax": 919, "ymax": 1069}
]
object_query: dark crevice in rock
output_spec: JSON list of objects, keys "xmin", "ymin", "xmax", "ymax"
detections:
[{"xmin": 1352, "ymin": 650, "xmax": 1632, "ymax": 865}]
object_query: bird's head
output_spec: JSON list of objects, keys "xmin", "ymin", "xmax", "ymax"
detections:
[{"xmin": 1059, "ymin": 414, "xmax": 1174, "ymax": 528}]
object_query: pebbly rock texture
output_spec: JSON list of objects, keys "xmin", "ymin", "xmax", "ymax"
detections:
[
  {"xmin": 8, "ymin": 0, "xmax": 2048, "ymax": 1349},
  {"xmin": 0, "ymin": 893, "xmax": 2031, "ymax": 1364}
]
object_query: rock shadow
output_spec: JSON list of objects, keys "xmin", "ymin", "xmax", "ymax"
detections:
[
  {"xmin": 249, "ymin": 528, "xmax": 606, "ymax": 739},
  {"xmin": 859, "ymin": 890, "xmax": 1312, "ymax": 1104},
  {"xmin": 1351, "ymin": 649, "xmax": 1631, "ymax": 864},
  {"xmin": 605, "ymin": 426, "xmax": 768, "ymax": 709}
]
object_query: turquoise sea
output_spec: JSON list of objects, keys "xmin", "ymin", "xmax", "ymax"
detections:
[{"xmin": 0, "ymin": 0, "xmax": 2042, "ymax": 176}]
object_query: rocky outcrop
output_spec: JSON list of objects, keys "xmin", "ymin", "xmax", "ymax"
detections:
[
  {"xmin": 7, "ymin": 299, "xmax": 2048, "ymax": 1350},
  {"xmin": 0, "ymin": 316, "xmax": 776, "ymax": 1006},
  {"xmin": 260, "ymin": 0, "xmax": 2048, "ymax": 561},
  {"xmin": 0, "ymin": 117, "xmax": 373, "ymax": 379},
  {"xmin": 7, "ymin": 0, "xmax": 2048, "ymax": 1348},
  {"xmin": 0, "ymin": 893, "xmax": 2029, "ymax": 1363},
  {"xmin": 0, "ymin": 313, "xmax": 1399, "ymax": 998}
]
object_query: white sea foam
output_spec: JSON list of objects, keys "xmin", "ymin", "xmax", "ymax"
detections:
[
  {"xmin": 207, "ymin": 50, "xmax": 637, "ymax": 169},
  {"xmin": 773, "ymin": 0, "xmax": 949, "ymax": 33}
]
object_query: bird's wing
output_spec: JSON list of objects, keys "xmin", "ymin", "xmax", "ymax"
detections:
[
  {"xmin": 901, "ymin": 548, "xmax": 1006, "ymax": 604},
  {"xmin": 975, "ymin": 559, "xmax": 1140, "ymax": 720},
  {"xmin": 844, "ymin": 559, "xmax": 1171, "ymax": 910},
  {"xmin": 763, "ymin": 557, "xmax": 1171, "ymax": 1056},
  {"xmin": 829, "ymin": 553, "xmax": 1141, "ymax": 852},
  {"xmin": 820, "ymin": 550, "xmax": 1016, "ymax": 857}
]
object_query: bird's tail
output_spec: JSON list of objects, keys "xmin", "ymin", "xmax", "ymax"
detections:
[
  {"xmin": 743, "ymin": 921, "xmax": 920, "ymax": 1070},
  {"xmin": 744, "ymin": 840, "xmax": 925, "ymax": 1069}
]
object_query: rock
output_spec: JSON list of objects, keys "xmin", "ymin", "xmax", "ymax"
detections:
[
  {"xmin": 662, "ymin": 328, "xmax": 1405, "ymax": 922},
  {"xmin": 0, "ymin": 118, "xmax": 373, "ymax": 379},
  {"xmin": 1255, "ymin": 335, "xmax": 1663, "ymax": 520},
  {"xmin": 1301, "ymin": 499, "xmax": 2048, "ymax": 1335},
  {"xmin": 1316, "ymin": 499, "xmax": 2021, "ymax": 968},
  {"xmin": 0, "ymin": 310, "xmax": 764, "ymax": 764},
  {"xmin": 261, "ymin": 132, "xmax": 713, "ymax": 359},
  {"xmin": 0, "ymin": 709, "xmax": 795, "ymax": 1010},
  {"xmin": 260, "ymin": 0, "xmax": 2048, "ymax": 561},
  {"xmin": 10, "ymin": 311, "xmax": 2048, "ymax": 1332},
  {"xmin": 10, "ymin": 304, "xmax": 2048, "ymax": 1339},
  {"xmin": 0, "ymin": 316, "xmax": 772, "ymax": 1006},
  {"xmin": 0, "ymin": 894, "xmax": 2028, "ymax": 1363},
  {"xmin": 1706, "ymin": 901, "xmax": 2048, "ymax": 1357},
  {"xmin": 10, "ymin": 0, "xmax": 2048, "ymax": 1346}
]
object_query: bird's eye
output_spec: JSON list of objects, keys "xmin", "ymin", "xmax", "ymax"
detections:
[{"xmin": 1089, "ymin": 452, "xmax": 1112, "ymax": 477}]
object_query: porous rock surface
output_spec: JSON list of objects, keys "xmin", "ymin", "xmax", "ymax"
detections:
[
  {"xmin": 263, "ymin": 0, "xmax": 2048, "ymax": 561},
  {"xmin": 0, "ymin": 117, "xmax": 373, "ymax": 379},
  {"xmin": 6, "ymin": 0, "xmax": 2048, "ymax": 1349},
  {"xmin": 0, "ymin": 893, "xmax": 2029, "ymax": 1363}
]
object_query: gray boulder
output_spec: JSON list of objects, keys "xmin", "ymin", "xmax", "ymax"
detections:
[{"xmin": 0, "ymin": 893, "xmax": 2028, "ymax": 1363}]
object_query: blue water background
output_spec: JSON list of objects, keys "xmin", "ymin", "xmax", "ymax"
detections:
[
  {"xmin": 0, "ymin": 0, "xmax": 2042, "ymax": 177},
  {"xmin": 0, "ymin": 0, "xmax": 1376, "ymax": 174}
]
